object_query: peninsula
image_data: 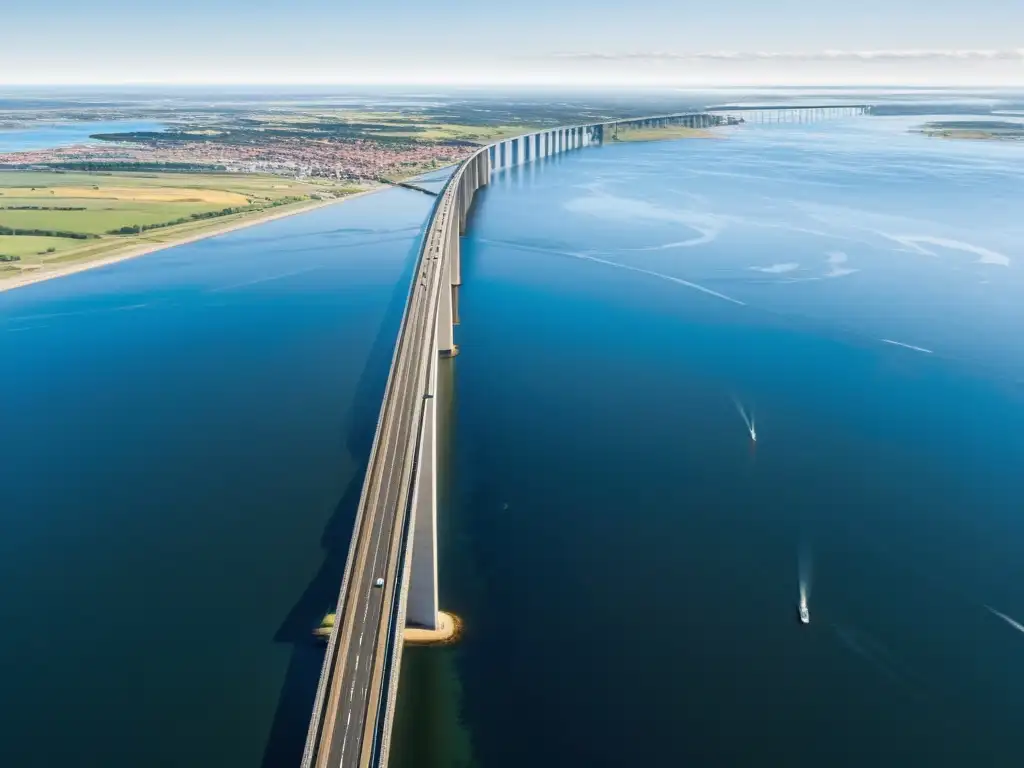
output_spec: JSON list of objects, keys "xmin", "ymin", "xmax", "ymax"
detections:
[{"xmin": 913, "ymin": 120, "xmax": 1024, "ymax": 142}]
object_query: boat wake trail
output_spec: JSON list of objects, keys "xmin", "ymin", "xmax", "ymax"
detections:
[
  {"xmin": 986, "ymin": 606, "xmax": 1024, "ymax": 635},
  {"xmin": 799, "ymin": 542, "xmax": 813, "ymax": 606},
  {"xmin": 881, "ymin": 338, "xmax": 934, "ymax": 354},
  {"xmin": 732, "ymin": 395, "xmax": 756, "ymax": 441},
  {"xmin": 832, "ymin": 624, "xmax": 932, "ymax": 703}
]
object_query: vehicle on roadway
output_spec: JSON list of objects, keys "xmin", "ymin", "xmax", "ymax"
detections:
[{"xmin": 374, "ymin": 577, "xmax": 385, "ymax": 588}]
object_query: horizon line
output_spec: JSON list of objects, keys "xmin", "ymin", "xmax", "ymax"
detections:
[{"xmin": 2, "ymin": 81, "xmax": 1024, "ymax": 89}]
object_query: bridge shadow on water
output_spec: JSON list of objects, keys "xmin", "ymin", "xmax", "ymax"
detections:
[{"xmin": 259, "ymin": 247, "xmax": 420, "ymax": 768}]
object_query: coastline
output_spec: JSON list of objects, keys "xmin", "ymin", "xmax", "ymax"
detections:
[{"xmin": 0, "ymin": 187, "xmax": 384, "ymax": 295}]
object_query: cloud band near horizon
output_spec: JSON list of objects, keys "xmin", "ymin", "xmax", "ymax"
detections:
[{"xmin": 551, "ymin": 49, "xmax": 1024, "ymax": 62}]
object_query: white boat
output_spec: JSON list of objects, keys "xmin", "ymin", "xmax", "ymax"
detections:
[
  {"xmin": 750, "ymin": 419, "xmax": 757, "ymax": 442},
  {"xmin": 798, "ymin": 600, "xmax": 810, "ymax": 625}
]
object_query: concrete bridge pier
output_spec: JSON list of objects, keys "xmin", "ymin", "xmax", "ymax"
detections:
[
  {"xmin": 406, "ymin": 150, "xmax": 488, "ymax": 631},
  {"xmin": 406, "ymin": 346, "xmax": 440, "ymax": 629}
]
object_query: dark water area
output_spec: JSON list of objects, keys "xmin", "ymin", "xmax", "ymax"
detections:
[
  {"xmin": 392, "ymin": 117, "xmax": 1024, "ymax": 766},
  {"xmin": 0, "ymin": 189, "xmax": 432, "ymax": 767}
]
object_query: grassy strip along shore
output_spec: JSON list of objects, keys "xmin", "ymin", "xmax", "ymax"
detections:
[{"xmin": 0, "ymin": 170, "xmax": 366, "ymax": 291}]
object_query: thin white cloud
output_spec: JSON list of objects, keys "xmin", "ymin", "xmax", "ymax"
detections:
[{"xmin": 552, "ymin": 49, "xmax": 1024, "ymax": 62}]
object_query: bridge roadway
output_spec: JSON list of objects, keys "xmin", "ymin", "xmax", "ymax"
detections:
[
  {"xmin": 302, "ymin": 158, "xmax": 459, "ymax": 768},
  {"xmin": 317, "ymin": 264, "xmax": 427, "ymax": 768},
  {"xmin": 301, "ymin": 103, "xmax": 875, "ymax": 768}
]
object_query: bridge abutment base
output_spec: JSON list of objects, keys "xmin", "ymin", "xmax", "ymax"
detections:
[{"xmin": 404, "ymin": 610, "xmax": 462, "ymax": 646}]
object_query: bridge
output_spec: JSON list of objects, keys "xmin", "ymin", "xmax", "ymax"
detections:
[
  {"xmin": 300, "ymin": 104, "xmax": 873, "ymax": 768},
  {"xmin": 706, "ymin": 103, "xmax": 872, "ymax": 122}
]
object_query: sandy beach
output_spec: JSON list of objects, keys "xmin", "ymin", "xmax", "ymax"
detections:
[{"xmin": 0, "ymin": 187, "xmax": 385, "ymax": 295}]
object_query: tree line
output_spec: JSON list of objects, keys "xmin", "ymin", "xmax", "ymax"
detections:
[
  {"xmin": 106, "ymin": 195, "xmax": 308, "ymax": 235},
  {"xmin": 0, "ymin": 205, "xmax": 87, "ymax": 211},
  {"xmin": 0, "ymin": 225, "xmax": 96, "ymax": 240},
  {"xmin": 42, "ymin": 161, "xmax": 229, "ymax": 172}
]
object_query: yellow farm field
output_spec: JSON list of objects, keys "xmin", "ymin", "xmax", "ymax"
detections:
[{"xmin": 6, "ymin": 186, "xmax": 251, "ymax": 205}]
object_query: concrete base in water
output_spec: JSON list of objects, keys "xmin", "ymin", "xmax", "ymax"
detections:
[
  {"xmin": 313, "ymin": 610, "xmax": 462, "ymax": 645},
  {"xmin": 404, "ymin": 611, "xmax": 462, "ymax": 646},
  {"xmin": 439, "ymin": 346, "xmax": 460, "ymax": 359}
]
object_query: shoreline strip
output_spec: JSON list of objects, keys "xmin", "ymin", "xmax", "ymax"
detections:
[{"xmin": 0, "ymin": 187, "xmax": 385, "ymax": 295}]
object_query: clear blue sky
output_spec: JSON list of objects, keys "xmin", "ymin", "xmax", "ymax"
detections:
[{"xmin": 5, "ymin": 0, "xmax": 1023, "ymax": 85}]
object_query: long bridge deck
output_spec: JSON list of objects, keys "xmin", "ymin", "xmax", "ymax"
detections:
[{"xmin": 300, "ymin": 102, "xmax": 874, "ymax": 768}]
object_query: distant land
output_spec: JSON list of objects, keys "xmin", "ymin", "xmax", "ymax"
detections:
[
  {"xmin": 913, "ymin": 119, "xmax": 1024, "ymax": 142},
  {"xmin": 5, "ymin": 87, "xmax": 1024, "ymax": 291},
  {"xmin": 0, "ymin": 92, "xmax": 726, "ymax": 290}
]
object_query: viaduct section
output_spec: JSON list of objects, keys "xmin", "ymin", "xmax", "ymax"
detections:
[
  {"xmin": 300, "ymin": 104, "xmax": 872, "ymax": 768},
  {"xmin": 707, "ymin": 103, "xmax": 872, "ymax": 122}
]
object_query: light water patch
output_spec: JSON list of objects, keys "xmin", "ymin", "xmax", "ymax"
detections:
[
  {"xmin": 882, "ymin": 234, "xmax": 1010, "ymax": 267},
  {"xmin": 564, "ymin": 192, "xmax": 725, "ymax": 250},
  {"xmin": 750, "ymin": 263, "xmax": 800, "ymax": 274},
  {"xmin": 476, "ymin": 237, "xmax": 745, "ymax": 306},
  {"xmin": 824, "ymin": 251, "xmax": 858, "ymax": 278},
  {"xmin": 568, "ymin": 252, "xmax": 747, "ymax": 306},
  {"xmin": 794, "ymin": 201, "xmax": 1013, "ymax": 267}
]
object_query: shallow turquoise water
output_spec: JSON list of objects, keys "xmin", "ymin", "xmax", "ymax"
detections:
[{"xmin": 393, "ymin": 117, "xmax": 1024, "ymax": 766}]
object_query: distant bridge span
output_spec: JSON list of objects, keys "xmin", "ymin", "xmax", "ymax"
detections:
[
  {"xmin": 707, "ymin": 103, "xmax": 872, "ymax": 122},
  {"xmin": 300, "ymin": 103, "xmax": 873, "ymax": 768}
]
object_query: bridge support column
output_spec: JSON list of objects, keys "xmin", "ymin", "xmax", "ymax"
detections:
[
  {"xmin": 479, "ymin": 149, "xmax": 490, "ymax": 186},
  {"xmin": 437, "ymin": 241, "xmax": 457, "ymax": 358},
  {"xmin": 407, "ymin": 350, "xmax": 439, "ymax": 629},
  {"xmin": 450, "ymin": 205, "xmax": 462, "ymax": 286}
]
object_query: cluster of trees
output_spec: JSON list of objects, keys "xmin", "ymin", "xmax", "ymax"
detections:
[
  {"xmin": 0, "ymin": 205, "xmax": 87, "ymax": 211},
  {"xmin": 106, "ymin": 195, "xmax": 308, "ymax": 235},
  {"xmin": 0, "ymin": 225, "xmax": 96, "ymax": 239},
  {"xmin": 91, "ymin": 122, "xmax": 426, "ymax": 147},
  {"xmin": 0, "ymin": 254, "xmax": 21, "ymax": 262},
  {"xmin": 41, "ymin": 161, "xmax": 227, "ymax": 172}
]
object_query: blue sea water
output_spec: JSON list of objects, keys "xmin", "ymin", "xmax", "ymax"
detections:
[
  {"xmin": 0, "ymin": 120, "xmax": 167, "ymax": 152},
  {"xmin": 0, "ymin": 188, "xmax": 432, "ymax": 767},
  {"xmin": 1, "ymin": 111, "xmax": 1023, "ymax": 767},
  {"xmin": 392, "ymin": 116, "xmax": 1024, "ymax": 766}
]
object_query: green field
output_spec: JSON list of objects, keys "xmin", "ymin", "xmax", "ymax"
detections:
[
  {"xmin": 0, "ymin": 235, "xmax": 81, "ymax": 258},
  {"xmin": 0, "ymin": 170, "xmax": 364, "ymax": 284},
  {"xmin": 0, "ymin": 204, "xmax": 233, "ymax": 235}
]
